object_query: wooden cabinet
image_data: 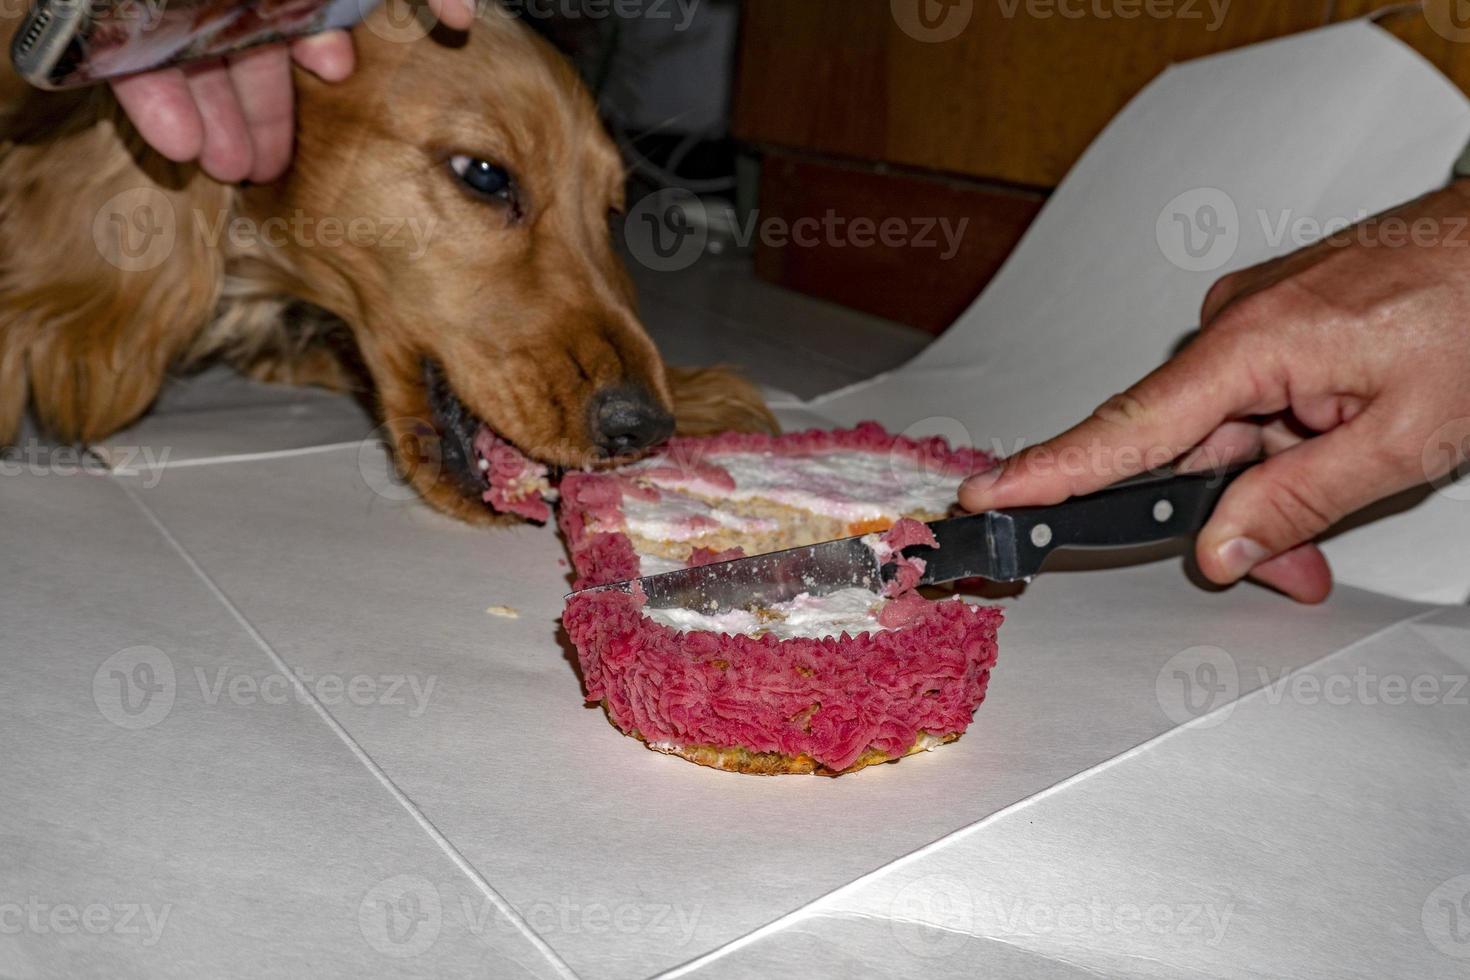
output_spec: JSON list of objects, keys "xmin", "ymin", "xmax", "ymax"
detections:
[{"xmin": 733, "ymin": 0, "xmax": 1466, "ymax": 332}]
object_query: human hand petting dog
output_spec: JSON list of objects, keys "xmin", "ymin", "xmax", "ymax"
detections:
[
  {"xmin": 960, "ymin": 181, "xmax": 1470, "ymax": 604},
  {"xmin": 110, "ymin": 0, "xmax": 476, "ymax": 183}
]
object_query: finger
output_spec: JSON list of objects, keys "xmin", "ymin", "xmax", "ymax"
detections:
[
  {"xmin": 227, "ymin": 44, "xmax": 295, "ymax": 183},
  {"xmin": 1178, "ymin": 414, "xmax": 1313, "ymax": 473},
  {"xmin": 1260, "ymin": 416, "xmax": 1307, "ymax": 455},
  {"xmin": 291, "ymin": 29, "xmax": 355, "ymax": 82},
  {"xmin": 110, "ymin": 70, "xmax": 204, "ymax": 163},
  {"xmin": 1201, "ymin": 269, "xmax": 1258, "ymax": 327},
  {"xmin": 1246, "ymin": 543, "xmax": 1333, "ymax": 604},
  {"xmin": 1196, "ymin": 409, "xmax": 1415, "ymax": 586},
  {"xmin": 182, "ymin": 60, "xmax": 254, "ymax": 183},
  {"xmin": 959, "ymin": 331, "xmax": 1259, "ymax": 513},
  {"xmin": 428, "ymin": 0, "xmax": 476, "ymax": 30},
  {"xmin": 1177, "ymin": 420, "xmax": 1265, "ymax": 473}
]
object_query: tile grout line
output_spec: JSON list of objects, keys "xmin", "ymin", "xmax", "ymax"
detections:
[
  {"xmin": 116, "ymin": 479, "xmax": 582, "ymax": 980},
  {"xmin": 105, "ymin": 440, "xmax": 363, "ymax": 475},
  {"xmin": 649, "ymin": 603, "xmax": 1444, "ymax": 979}
]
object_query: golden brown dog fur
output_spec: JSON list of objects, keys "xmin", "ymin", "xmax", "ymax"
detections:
[{"xmin": 0, "ymin": 1, "xmax": 775, "ymax": 523}]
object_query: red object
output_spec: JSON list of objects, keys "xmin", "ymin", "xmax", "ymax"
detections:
[
  {"xmin": 558, "ymin": 423, "xmax": 1004, "ymax": 773},
  {"xmin": 475, "ymin": 427, "xmax": 552, "ymax": 523}
]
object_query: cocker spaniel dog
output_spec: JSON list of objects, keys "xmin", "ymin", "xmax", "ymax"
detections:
[{"xmin": 0, "ymin": 0, "xmax": 775, "ymax": 523}]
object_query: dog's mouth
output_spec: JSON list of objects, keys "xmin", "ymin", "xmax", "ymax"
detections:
[{"xmin": 423, "ymin": 360, "xmax": 555, "ymax": 523}]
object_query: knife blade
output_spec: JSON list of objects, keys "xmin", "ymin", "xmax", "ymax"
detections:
[{"xmin": 570, "ymin": 464, "xmax": 1247, "ymax": 615}]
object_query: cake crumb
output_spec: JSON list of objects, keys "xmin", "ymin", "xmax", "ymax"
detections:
[{"xmin": 485, "ymin": 605, "xmax": 520, "ymax": 619}]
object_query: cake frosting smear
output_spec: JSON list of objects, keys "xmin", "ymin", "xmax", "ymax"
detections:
[
  {"xmin": 559, "ymin": 423, "xmax": 1005, "ymax": 776},
  {"xmin": 474, "ymin": 427, "xmax": 554, "ymax": 523}
]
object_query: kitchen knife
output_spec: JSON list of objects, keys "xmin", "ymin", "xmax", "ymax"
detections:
[{"xmin": 570, "ymin": 464, "xmax": 1248, "ymax": 615}]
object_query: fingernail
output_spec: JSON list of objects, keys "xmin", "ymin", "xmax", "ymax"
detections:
[{"xmin": 1216, "ymin": 537, "xmax": 1270, "ymax": 581}]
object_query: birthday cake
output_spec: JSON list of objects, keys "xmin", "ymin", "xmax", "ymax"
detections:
[{"xmin": 559, "ymin": 423, "xmax": 1005, "ymax": 776}]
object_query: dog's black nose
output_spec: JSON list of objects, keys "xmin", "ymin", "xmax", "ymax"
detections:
[{"xmin": 591, "ymin": 386, "xmax": 674, "ymax": 455}]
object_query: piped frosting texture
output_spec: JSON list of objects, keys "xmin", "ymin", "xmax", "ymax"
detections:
[
  {"xmin": 564, "ymin": 588, "xmax": 1001, "ymax": 772},
  {"xmin": 557, "ymin": 422, "xmax": 1004, "ymax": 774}
]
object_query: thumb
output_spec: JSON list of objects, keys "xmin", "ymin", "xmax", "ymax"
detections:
[{"xmin": 1196, "ymin": 410, "xmax": 1413, "ymax": 595}]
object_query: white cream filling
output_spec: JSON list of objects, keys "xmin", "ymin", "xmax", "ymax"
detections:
[
  {"xmin": 626, "ymin": 450, "xmax": 960, "ymax": 524},
  {"xmin": 637, "ymin": 553, "xmax": 686, "ymax": 577},
  {"xmin": 642, "ymin": 587, "xmax": 886, "ymax": 640},
  {"xmin": 621, "ymin": 492, "xmax": 778, "ymax": 543},
  {"xmin": 619, "ymin": 448, "xmax": 958, "ymax": 636}
]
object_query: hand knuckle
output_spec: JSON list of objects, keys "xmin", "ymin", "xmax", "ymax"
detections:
[
  {"xmin": 1090, "ymin": 391, "xmax": 1149, "ymax": 429},
  {"xmin": 1201, "ymin": 274, "xmax": 1240, "ymax": 321}
]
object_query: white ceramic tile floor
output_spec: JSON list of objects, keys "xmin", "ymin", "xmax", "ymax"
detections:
[{"xmin": 625, "ymin": 252, "xmax": 933, "ymax": 400}]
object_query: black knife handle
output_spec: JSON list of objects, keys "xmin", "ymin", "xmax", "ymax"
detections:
[{"xmin": 988, "ymin": 464, "xmax": 1250, "ymax": 580}]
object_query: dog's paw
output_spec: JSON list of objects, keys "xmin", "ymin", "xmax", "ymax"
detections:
[{"xmin": 668, "ymin": 366, "xmax": 779, "ymax": 437}]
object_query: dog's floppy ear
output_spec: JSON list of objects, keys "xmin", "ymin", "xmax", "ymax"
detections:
[
  {"xmin": 0, "ymin": 101, "xmax": 230, "ymax": 444},
  {"xmin": 667, "ymin": 365, "xmax": 779, "ymax": 437}
]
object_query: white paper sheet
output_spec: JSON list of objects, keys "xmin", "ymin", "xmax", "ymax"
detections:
[
  {"xmin": 718, "ymin": 605, "xmax": 1470, "ymax": 980},
  {"xmin": 4, "ymin": 369, "xmax": 1452, "ymax": 977},
  {"xmin": 0, "ymin": 471, "xmax": 570, "ymax": 980},
  {"xmin": 813, "ymin": 21, "xmax": 1470, "ymax": 606}
]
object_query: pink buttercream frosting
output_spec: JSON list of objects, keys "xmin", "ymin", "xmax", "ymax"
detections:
[
  {"xmin": 874, "ymin": 518, "xmax": 937, "ymax": 597},
  {"xmin": 557, "ymin": 423, "xmax": 1003, "ymax": 773},
  {"xmin": 474, "ymin": 428, "xmax": 553, "ymax": 523}
]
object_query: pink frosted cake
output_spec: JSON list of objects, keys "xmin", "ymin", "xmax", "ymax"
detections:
[{"xmin": 559, "ymin": 423, "xmax": 1005, "ymax": 776}]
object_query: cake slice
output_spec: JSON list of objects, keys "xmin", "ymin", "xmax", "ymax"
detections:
[{"xmin": 559, "ymin": 423, "xmax": 1005, "ymax": 776}]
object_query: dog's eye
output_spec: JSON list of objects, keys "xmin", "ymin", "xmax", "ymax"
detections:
[{"xmin": 450, "ymin": 155, "xmax": 515, "ymax": 203}]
